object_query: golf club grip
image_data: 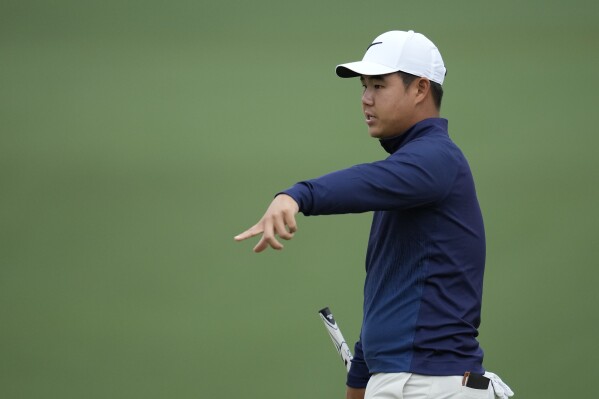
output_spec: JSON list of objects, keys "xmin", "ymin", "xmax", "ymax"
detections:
[{"xmin": 318, "ymin": 307, "xmax": 353, "ymax": 372}]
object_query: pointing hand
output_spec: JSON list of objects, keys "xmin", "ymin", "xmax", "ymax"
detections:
[{"xmin": 234, "ymin": 194, "xmax": 299, "ymax": 253}]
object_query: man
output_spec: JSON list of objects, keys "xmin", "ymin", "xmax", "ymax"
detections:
[{"xmin": 235, "ymin": 30, "xmax": 513, "ymax": 399}]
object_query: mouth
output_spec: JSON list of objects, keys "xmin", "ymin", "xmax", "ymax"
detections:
[{"xmin": 365, "ymin": 112, "xmax": 376, "ymax": 126}]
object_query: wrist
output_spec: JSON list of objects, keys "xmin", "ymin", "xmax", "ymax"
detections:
[{"xmin": 275, "ymin": 193, "xmax": 299, "ymax": 213}]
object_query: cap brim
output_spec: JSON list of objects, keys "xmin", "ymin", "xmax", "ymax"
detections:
[{"xmin": 335, "ymin": 61, "xmax": 399, "ymax": 78}]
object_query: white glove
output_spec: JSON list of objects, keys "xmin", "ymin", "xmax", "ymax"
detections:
[{"xmin": 483, "ymin": 372, "xmax": 514, "ymax": 399}]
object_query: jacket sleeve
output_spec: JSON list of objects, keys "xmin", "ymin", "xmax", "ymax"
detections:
[
  {"xmin": 282, "ymin": 141, "xmax": 459, "ymax": 215},
  {"xmin": 346, "ymin": 339, "xmax": 370, "ymax": 388}
]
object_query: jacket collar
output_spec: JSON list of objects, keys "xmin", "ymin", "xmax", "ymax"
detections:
[{"xmin": 379, "ymin": 118, "xmax": 449, "ymax": 154}]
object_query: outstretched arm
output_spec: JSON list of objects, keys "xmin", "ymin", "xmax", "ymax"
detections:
[{"xmin": 234, "ymin": 194, "xmax": 299, "ymax": 253}]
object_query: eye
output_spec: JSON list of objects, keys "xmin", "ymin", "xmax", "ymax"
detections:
[{"xmin": 374, "ymin": 84, "xmax": 383, "ymax": 89}]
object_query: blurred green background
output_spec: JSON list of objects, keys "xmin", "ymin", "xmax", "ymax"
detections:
[{"xmin": 1, "ymin": 0, "xmax": 598, "ymax": 397}]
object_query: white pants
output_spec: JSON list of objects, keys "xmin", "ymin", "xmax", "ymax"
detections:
[{"xmin": 365, "ymin": 373, "xmax": 495, "ymax": 399}]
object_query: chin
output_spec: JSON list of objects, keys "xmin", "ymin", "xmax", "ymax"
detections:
[
  {"xmin": 368, "ymin": 129, "xmax": 382, "ymax": 138},
  {"xmin": 369, "ymin": 131, "xmax": 385, "ymax": 139}
]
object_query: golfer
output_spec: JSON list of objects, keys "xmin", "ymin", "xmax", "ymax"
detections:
[{"xmin": 235, "ymin": 30, "xmax": 513, "ymax": 399}]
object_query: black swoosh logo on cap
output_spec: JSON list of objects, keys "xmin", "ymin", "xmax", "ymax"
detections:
[{"xmin": 367, "ymin": 41, "xmax": 383, "ymax": 51}]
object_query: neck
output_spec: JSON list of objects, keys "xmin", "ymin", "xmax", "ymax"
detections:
[
  {"xmin": 379, "ymin": 117, "xmax": 447, "ymax": 154},
  {"xmin": 414, "ymin": 103, "xmax": 440, "ymax": 122}
]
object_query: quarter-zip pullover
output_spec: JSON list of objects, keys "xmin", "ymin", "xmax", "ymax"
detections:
[{"xmin": 283, "ymin": 118, "xmax": 486, "ymax": 386}]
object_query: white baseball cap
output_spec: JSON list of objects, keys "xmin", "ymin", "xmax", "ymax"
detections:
[{"xmin": 336, "ymin": 30, "xmax": 446, "ymax": 85}]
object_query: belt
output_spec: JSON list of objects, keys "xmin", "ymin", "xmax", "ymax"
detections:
[{"xmin": 462, "ymin": 372, "xmax": 490, "ymax": 390}]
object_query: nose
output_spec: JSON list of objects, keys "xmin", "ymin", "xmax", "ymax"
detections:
[{"xmin": 362, "ymin": 87, "xmax": 374, "ymax": 106}]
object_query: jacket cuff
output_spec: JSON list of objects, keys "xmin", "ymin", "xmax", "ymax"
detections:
[
  {"xmin": 346, "ymin": 359, "xmax": 370, "ymax": 388},
  {"xmin": 278, "ymin": 182, "xmax": 313, "ymax": 215}
]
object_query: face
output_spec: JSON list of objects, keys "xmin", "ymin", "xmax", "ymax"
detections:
[{"xmin": 360, "ymin": 73, "xmax": 418, "ymax": 139}]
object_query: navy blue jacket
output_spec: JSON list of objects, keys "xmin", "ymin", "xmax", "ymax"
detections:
[{"xmin": 283, "ymin": 118, "xmax": 485, "ymax": 387}]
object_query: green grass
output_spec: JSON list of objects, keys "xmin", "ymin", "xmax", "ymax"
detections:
[{"xmin": 1, "ymin": 0, "xmax": 598, "ymax": 397}]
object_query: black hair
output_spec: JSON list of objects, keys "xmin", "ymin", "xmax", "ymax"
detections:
[{"xmin": 397, "ymin": 71, "xmax": 443, "ymax": 110}]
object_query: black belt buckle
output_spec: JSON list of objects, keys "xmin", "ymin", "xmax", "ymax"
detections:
[{"xmin": 462, "ymin": 372, "xmax": 490, "ymax": 390}]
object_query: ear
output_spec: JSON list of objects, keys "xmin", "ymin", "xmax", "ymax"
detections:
[{"xmin": 414, "ymin": 78, "xmax": 431, "ymax": 105}]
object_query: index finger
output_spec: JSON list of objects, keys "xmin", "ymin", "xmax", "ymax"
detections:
[{"xmin": 234, "ymin": 225, "xmax": 263, "ymax": 242}]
